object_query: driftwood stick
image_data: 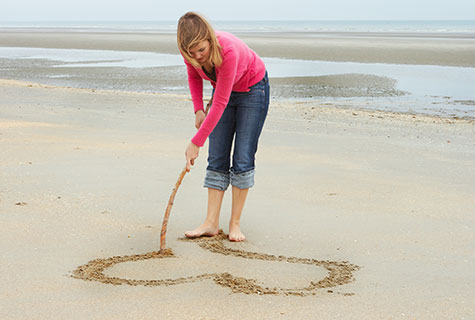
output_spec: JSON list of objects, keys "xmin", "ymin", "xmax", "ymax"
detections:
[
  {"xmin": 159, "ymin": 97, "xmax": 211, "ymax": 253},
  {"xmin": 205, "ymin": 96, "xmax": 213, "ymax": 115},
  {"xmin": 160, "ymin": 166, "xmax": 188, "ymax": 253}
]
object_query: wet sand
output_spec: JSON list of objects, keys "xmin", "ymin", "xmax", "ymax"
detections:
[
  {"xmin": 0, "ymin": 79, "xmax": 474, "ymax": 319},
  {"xmin": 1, "ymin": 30, "xmax": 475, "ymax": 67},
  {"xmin": 1, "ymin": 30, "xmax": 475, "ymax": 120}
]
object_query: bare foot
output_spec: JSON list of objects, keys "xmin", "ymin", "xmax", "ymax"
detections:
[
  {"xmin": 228, "ymin": 224, "xmax": 245, "ymax": 242},
  {"xmin": 184, "ymin": 223, "xmax": 219, "ymax": 238}
]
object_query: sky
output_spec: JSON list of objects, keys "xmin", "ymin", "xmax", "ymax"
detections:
[{"xmin": 2, "ymin": 0, "xmax": 475, "ymax": 21}]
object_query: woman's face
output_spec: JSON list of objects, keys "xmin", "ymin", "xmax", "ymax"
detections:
[{"xmin": 189, "ymin": 40, "xmax": 211, "ymax": 65}]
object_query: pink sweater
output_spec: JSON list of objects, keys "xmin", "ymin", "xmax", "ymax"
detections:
[{"xmin": 184, "ymin": 31, "xmax": 266, "ymax": 147}]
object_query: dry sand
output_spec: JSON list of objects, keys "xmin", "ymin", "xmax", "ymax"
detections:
[
  {"xmin": 72, "ymin": 230, "xmax": 359, "ymax": 296},
  {"xmin": 0, "ymin": 79, "xmax": 474, "ymax": 319}
]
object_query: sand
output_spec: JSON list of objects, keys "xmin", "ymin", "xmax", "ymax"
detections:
[
  {"xmin": 1, "ymin": 27, "xmax": 475, "ymax": 319},
  {"xmin": 72, "ymin": 230, "xmax": 359, "ymax": 296},
  {"xmin": 1, "ymin": 77, "xmax": 474, "ymax": 319},
  {"xmin": 1, "ymin": 30, "xmax": 475, "ymax": 67}
]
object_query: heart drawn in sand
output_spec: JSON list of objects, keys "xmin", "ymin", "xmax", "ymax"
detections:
[{"xmin": 72, "ymin": 231, "xmax": 360, "ymax": 296}]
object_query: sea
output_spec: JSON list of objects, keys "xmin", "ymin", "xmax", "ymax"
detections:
[
  {"xmin": 2, "ymin": 20, "xmax": 475, "ymax": 34},
  {"xmin": 1, "ymin": 20, "xmax": 475, "ymax": 118}
]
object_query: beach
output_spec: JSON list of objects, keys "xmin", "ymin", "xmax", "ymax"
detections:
[
  {"xmin": 1, "ymin": 29, "xmax": 475, "ymax": 319},
  {"xmin": 2, "ymin": 30, "xmax": 475, "ymax": 66},
  {"xmin": 1, "ymin": 30, "xmax": 475, "ymax": 117}
]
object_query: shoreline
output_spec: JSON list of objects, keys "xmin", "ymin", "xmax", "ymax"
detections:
[
  {"xmin": 2, "ymin": 78, "xmax": 474, "ymax": 122},
  {"xmin": 1, "ymin": 30, "xmax": 475, "ymax": 67},
  {"xmin": 0, "ymin": 30, "xmax": 474, "ymax": 119}
]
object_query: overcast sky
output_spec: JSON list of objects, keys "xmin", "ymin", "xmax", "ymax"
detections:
[{"xmin": 2, "ymin": 0, "xmax": 475, "ymax": 21}]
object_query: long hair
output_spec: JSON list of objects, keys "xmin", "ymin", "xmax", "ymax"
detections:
[{"xmin": 177, "ymin": 12, "xmax": 222, "ymax": 68}]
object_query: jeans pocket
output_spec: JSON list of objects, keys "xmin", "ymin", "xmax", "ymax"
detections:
[{"xmin": 244, "ymin": 85, "xmax": 266, "ymax": 108}]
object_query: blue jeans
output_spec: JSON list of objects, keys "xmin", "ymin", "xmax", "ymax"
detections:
[{"xmin": 205, "ymin": 72, "xmax": 270, "ymax": 191}]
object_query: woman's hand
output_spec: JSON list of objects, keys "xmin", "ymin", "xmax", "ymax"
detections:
[
  {"xmin": 185, "ymin": 142, "xmax": 200, "ymax": 172},
  {"xmin": 195, "ymin": 110, "xmax": 205, "ymax": 129}
]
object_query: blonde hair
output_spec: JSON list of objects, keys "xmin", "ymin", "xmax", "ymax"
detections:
[{"xmin": 177, "ymin": 12, "xmax": 222, "ymax": 68}]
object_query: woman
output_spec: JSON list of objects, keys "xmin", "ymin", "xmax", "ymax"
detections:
[{"xmin": 177, "ymin": 12, "xmax": 269, "ymax": 242}]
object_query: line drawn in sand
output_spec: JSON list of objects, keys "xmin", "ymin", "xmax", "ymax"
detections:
[{"xmin": 72, "ymin": 231, "xmax": 360, "ymax": 296}]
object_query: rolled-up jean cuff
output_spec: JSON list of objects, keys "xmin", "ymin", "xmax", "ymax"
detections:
[
  {"xmin": 204, "ymin": 169, "xmax": 230, "ymax": 191},
  {"xmin": 230, "ymin": 169, "xmax": 255, "ymax": 189}
]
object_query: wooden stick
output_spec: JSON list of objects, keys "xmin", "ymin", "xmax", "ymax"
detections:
[
  {"xmin": 159, "ymin": 97, "xmax": 211, "ymax": 253},
  {"xmin": 160, "ymin": 166, "xmax": 188, "ymax": 253},
  {"xmin": 205, "ymin": 96, "xmax": 213, "ymax": 115}
]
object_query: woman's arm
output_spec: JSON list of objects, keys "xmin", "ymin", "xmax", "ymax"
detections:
[{"xmin": 185, "ymin": 61, "xmax": 205, "ymax": 114}]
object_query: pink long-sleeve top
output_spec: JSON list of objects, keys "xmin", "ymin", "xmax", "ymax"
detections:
[{"xmin": 184, "ymin": 30, "xmax": 266, "ymax": 147}]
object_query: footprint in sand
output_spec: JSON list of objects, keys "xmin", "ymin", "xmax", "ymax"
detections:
[{"xmin": 72, "ymin": 231, "xmax": 360, "ymax": 296}]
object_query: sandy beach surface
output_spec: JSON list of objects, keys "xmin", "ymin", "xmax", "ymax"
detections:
[
  {"xmin": 1, "ymin": 30, "xmax": 475, "ymax": 67},
  {"xmin": 1, "ymin": 78, "xmax": 474, "ymax": 319},
  {"xmin": 2, "ymin": 31, "xmax": 475, "ymax": 119},
  {"xmin": 1, "ymin": 29, "xmax": 475, "ymax": 319}
]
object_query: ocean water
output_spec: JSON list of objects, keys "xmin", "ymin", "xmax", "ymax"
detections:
[
  {"xmin": 1, "ymin": 46, "xmax": 474, "ymax": 117},
  {"xmin": 1, "ymin": 46, "xmax": 473, "ymax": 99},
  {"xmin": 1, "ymin": 20, "xmax": 475, "ymax": 34}
]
